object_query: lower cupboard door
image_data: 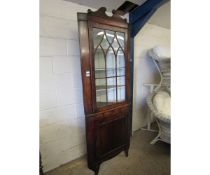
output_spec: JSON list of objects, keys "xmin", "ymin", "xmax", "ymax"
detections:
[{"xmin": 95, "ymin": 111, "xmax": 129, "ymax": 159}]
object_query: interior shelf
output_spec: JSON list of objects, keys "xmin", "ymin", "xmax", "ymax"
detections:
[
  {"xmin": 96, "ymin": 85, "xmax": 125, "ymax": 91},
  {"xmin": 95, "ymin": 75, "xmax": 125, "ymax": 79},
  {"xmin": 96, "ymin": 102, "xmax": 116, "ymax": 107},
  {"xmin": 95, "ymin": 67, "xmax": 125, "ymax": 71}
]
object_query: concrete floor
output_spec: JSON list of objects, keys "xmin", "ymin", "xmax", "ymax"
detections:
[{"xmin": 45, "ymin": 128, "xmax": 170, "ymax": 175}]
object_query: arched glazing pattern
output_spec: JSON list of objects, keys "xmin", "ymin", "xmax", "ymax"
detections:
[
  {"xmin": 93, "ymin": 28, "xmax": 126, "ymax": 107},
  {"xmin": 106, "ymin": 47, "xmax": 116, "ymax": 77},
  {"xmin": 94, "ymin": 46, "xmax": 105, "ymax": 78}
]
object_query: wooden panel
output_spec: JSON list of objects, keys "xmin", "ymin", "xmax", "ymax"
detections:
[
  {"xmin": 95, "ymin": 110, "xmax": 129, "ymax": 158},
  {"xmin": 86, "ymin": 113, "xmax": 103, "ymax": 169},
  {"xmin": 78, "ymin": 13, "xmax": 93, "ymax": 114},
  {"xmin": 86, "ymin": 106, "xmax": 130, "ymax": 161},
  {"xmin": 87, "ymin": 7, "xmax": 128, "ymax": 29}
]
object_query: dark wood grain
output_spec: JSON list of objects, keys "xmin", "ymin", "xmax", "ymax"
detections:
[
  {"xmin": 77, "ymin": 8, "xmax": 132, "ymax": 175},
  {"xmin": 77, "ymin": 13, "xmax": 93, "ymax": 114},
  {"xmin": 87, "ymin": 7, "xmax": 127, "ymax": 23}
]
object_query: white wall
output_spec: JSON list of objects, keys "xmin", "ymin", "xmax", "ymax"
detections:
[
  {"xmin": 132, "ymin": 23, "xmax": 170, "ymax": 131},
  {"xmin": 40, "ymin": 0, "xmax": 95, "ymax": 172},
  {"xmin": 148, "ymin": 1, "xmax": 171, "ymax": 29},
  {"xmin": 40, "ymin": 0, "xmax": 170, "ymax": 171}
]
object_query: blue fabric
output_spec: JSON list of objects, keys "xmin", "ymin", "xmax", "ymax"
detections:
[{"xmin": 129, "ymin": 0, "xmax": 168, "ymax": 37}]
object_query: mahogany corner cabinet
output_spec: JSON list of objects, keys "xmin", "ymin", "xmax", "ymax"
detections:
[{"xmin": 77, "ymin": 7, "xmax": 132, "ymax": 175}]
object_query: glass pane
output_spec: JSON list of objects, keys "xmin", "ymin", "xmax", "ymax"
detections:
[
  {"xmin": 117, "ymin": 48, "xmax": 125, "ymax": 76},
  {"xmin": 117, "ymin": 48, "xmax": 125, "ymax": 67},
  {"xmin": 95, "ymin": 47, "xmax": 105, "ymax": 78},
  {"xmin": 100, "ymin": 35, "xmax": 109, "ymax": 50},
  {"xmin": 105, "ymin": 30, "xmax": 115, "ymax": 44},
  {"xmin": 112, "ymin": 37, "xmax": 120, "ymax": 52},
  {"xmin": 117, "ymin": 86, "xmax": 125, "ymax": 101},
  {"xmin": 93, "ymin": 28, "xmax": 104, "ymax": 49},
  {"xmin": 117, "ymin": 68, "xmax": 125, "ymax": 76},
  {"xmin": 93, "ymin": 28, "xmax": 126, "ymax": 107},
  {"xmin": 106, "ymin": 47, "xmax": 116, "ymax": 77},
  {"xmin": 95, "ymin": 69, "xmax": 106, "ymax": 78},
  {"xmin": 96, "ymin": 79, "xmax": 107, "ymax": 107},
  {"xmin": 117, "ymin": 76, "xmax": 125, "ymax": 86},
  {"xmin": 107, "ymin": 87, "xmax": 117, "ymax": 103},
  {"xmin": 116, "ymin": 32, "xmax": 125, "ymax": 50},
  {"xmin": 96, "ymin": 79, "xmax": 106, "ymax": 90},
  {"xmin": 107, "ymin": 77, "xmax": 116, "ymax": 103},
  {"xmin": 107, "ymin": 77, "xmax": 116, "ymax": 87}
]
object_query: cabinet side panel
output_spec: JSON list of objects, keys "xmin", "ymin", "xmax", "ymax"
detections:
[{"xmin": 78, "ymin": 14, "xmax": 92, "ymax": 114}]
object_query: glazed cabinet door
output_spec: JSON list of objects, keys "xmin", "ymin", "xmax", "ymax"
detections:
[{"xmin": 89, "ymin": 23, "xmax": 130, "ymax": 112}]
